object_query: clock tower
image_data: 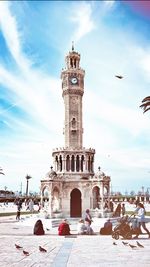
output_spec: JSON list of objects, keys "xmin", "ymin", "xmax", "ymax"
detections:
[
  {"xmin": 61, "ymin": 43, "xmax": 85, "ymax": 149},
  {"xmin": 40, "ymin": 44, "xmax": 111, "ymax": 218}
]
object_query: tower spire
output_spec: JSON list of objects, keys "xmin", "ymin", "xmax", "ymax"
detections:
[{"xmin": 72, "ymin": 41, "xmax": 74, "ymax": 51}]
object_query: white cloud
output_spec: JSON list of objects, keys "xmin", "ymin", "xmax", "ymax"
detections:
[
  {"xmin": 0, "ymin": 2, "xmax": 31, "ymax": 71},
  {"xmin": 103, "ymin": 0, "xmax": 115, "ymax": 9},
  {"xmin": 71, "ymin": 2, "xmax": 95, "ymax": 42}
]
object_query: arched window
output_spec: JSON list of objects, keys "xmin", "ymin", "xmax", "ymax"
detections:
[
  {"xmin": 81, "ymin": 155, "xmax": 84, "ymax": 172},
  {"xmin": 56, "ymin": 156, "xmax": 59, "ymax": 171},
  {"xmin": 59, "ymin": 155, "xmax": 62, "ymax": 172},
  {"xmin": 76, "ymin": 155, "xmax": 79, "ymax": 172},
  {"xmin": 91, "ymin": 156, "xmax": 94, "ymax": 172},
  {"xmin": 88, "ymin": 156, "xmax": 90, "ymax": 172},
  {"xmin": 71, "ymin": 155, "xmax": 75, "ymax": 171},
  {"xmin": 66, "ymin": 155, "xmax": 70, "ymax": 171},
  {"xmin": 92, "ymin": 186, "xmax": 100, "ymax": 209}
]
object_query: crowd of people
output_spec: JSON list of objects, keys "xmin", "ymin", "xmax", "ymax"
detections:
[{"xmin": 13, "ymin": 199, "xmax": 150, "ymax": 239}]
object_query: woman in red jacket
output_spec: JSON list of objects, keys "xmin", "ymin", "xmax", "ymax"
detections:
[{"xmin": 58, "ymin": 219, "xmax": 71, "ymax": 235}]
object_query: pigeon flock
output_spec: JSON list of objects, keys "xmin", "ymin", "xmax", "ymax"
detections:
[
  {"xmin": 15, "ymin": 243, "xmax": 55, "ymax": 256},
  {"xmin": 112, "ymin": 240, "xmax": 145, "ymax": 249}
]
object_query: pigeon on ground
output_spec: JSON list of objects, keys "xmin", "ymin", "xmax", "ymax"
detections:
[
  {"xmin": 129, "ymin": 244, "xmax": 137, "ymax": 249},
  {"xmin": 136, "ymin": 241, "xmax": 144, "ymax": 248},
  {"xmin": 23, "ymin": 250, "xmax": 29, "ymax": 256},
  {"xmin": 39, "ymin": 246, "xmax": 47, "ymax": 252},
  {"xmin": 115, "ymin": 75, "xmax": 123, "ymax": 79},
  {"xmin": 122, "ymin": 241, "xmax": 128, "ymax": 246},
  {"xmin": 113, "ymin": 242, "xmax": 117, "ymax": 245},
  {"xmin": 15, "ymin": 244, "xmax": 23, "ymax": 249}
]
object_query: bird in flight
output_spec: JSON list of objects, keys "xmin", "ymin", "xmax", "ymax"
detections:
[
  {"xmin": 136, "ymin": 241, "xmax": 144, "ymax": 248},
  {"xmin": 39, "ymin": 246, "xmax": 47, "ymax": 252},
  {"xmin": 122, "ymin": 241, "xmax": 128, "ymax": 246},
  {"xmin": 129, "ymin": 244, "xmax": 137, "ymax": 249},
  {"xmin": 113, "ymin": 242, "xmax": 117, "ymax": 245},
  {"xmin": 15, "ymin": 244, "xmax": 23, "ymax": 249},
  {"xmin": 23, "ymin": 250, "xmax": 30, "ymax": 256},
  {"xmin": 115, "ymin": 75, "xmax": 123, "ymax": 79},
  {"xmin": 140, "ymin": 96, "xmax": 150, "ymax": 113},
  {"xmin": 0, "ymin": 167, "xmax": 5, "ymax": 175}
]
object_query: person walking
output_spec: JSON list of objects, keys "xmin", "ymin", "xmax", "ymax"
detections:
[
  {"xmin": 133, "ymin": 202, "xmax": 150, "ymax": 239},
  {"xmin": 85, "ymin": 209, "xmax": 93, "ymax": 225}
]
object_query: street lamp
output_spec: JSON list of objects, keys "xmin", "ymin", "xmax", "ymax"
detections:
[{"xmin": 25, "ymin": 174, "xmax": 32, "ymax": 196}]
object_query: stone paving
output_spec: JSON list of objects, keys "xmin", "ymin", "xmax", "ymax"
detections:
[{"xmin": 0, "ymin": 213, "xmax": 150, "ymax": 267}]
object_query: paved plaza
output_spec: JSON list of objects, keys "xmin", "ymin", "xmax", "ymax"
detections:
[{"xmin": 0, "ymin": 210, "xmax": 150, "ymax": 267}]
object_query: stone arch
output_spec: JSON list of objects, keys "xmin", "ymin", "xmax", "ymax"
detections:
[
  {"xmin": 52, "ymin": 187, "xmax": 60, "ymax": 212},
  {"xmin": 70, "ymin": 188, "xmax": 81, "ymax": 217},
  {"xmin": 42, "ymin": 186, "xmax": 49, "ymax": 198},
  {"xmin": 92, "ymin": 186, "xmax": 100, "ymax": 209}
]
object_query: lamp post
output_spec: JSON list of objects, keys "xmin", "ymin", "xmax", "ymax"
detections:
[{"xmin": 25, "ymin": 175, "xmax": 32, "ymax": 197}]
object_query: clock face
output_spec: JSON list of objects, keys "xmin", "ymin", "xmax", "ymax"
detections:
[{"xmin": 71, "ymin": 77, "xmax": 78, "ymax": 85}]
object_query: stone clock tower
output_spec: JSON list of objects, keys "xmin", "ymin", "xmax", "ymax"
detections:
[{"xmin": 40, "ymin": 45, "xmax": 110, "ymax": 218}]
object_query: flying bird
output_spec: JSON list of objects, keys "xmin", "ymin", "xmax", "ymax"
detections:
[
  {"xmin": 136, "ymin": 241, "xmax": 144, "ymax": 248},
  {"xmin": 122, "ymin": 241, "xmax": 128, "ymax": 246},
  {"xmin": 140, "ymin": 96, "xmax": 150, "ymax": 113},
  {"xmin": 46, "ymin": 228, "xmax": 50, "ymax": 231},
  {"xmin": 23, "ymin": 250, "xmax": 29, "ymax": 256},
  {"xmin": 15, "ymin": 244, "xmax": 23, "ymax": 249},
  {"xmin": 113, "ymin": 242, "xmax": 117, "ymax": 245},
  {"xmin": 0, "ymin": 168, "xmax": 5, "ymax": 175},
  {"xmin": 129, "ymin": 244, "xmax": 137, "ymax": 249},
  {"xmin": 39, "ymin": 246, "xmax": 47, "ymax": 252},
  {"xmin": 115, "ymin": 75, "xmax": 123, "ymax": 79}
]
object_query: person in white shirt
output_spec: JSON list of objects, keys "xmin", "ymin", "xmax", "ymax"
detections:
[
  {"xmin": 77, "ymin": 219, "xmax": 87, "ymax": 235},
  {"xmin": 133, "ymin": 202, "xmax": 150, "ymax": 239}
]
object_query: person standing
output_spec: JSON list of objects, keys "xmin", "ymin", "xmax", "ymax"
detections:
[
  {"xmin": 121, "ymin": 203, "xmax": 126, "ymax": 216},
  {"xmin": 85, "ymin": 209, "xmax": 93, "ymax": 225},
  {"xmin": 114, "ymin": 203, "xmax": 121, "ymax": 217},
  {"xmin": 133, "ymin": 202, "xmax": 150, "ymax": 239},
  {"xmin": 16, "ymin": 206, "xmax": 21, "ymax": 221}
]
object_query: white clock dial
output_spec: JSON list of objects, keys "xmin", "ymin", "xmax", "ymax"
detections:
[{"xmin": 71, "ymin": 77, "xmax": 78, "ymax": 84}]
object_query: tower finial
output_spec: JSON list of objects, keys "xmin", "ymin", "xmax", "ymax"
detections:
[{"xmin": 72, "ymin": 41, "xmax": 74, "ymax": 51}]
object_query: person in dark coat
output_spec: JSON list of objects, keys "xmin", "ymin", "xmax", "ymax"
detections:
[
  {"xmin": 100, "ymin": 219, "xmax": 112, "ymax": 235},
  {"xmin": 114, "ymin": 203, "xmax": 121, "ymax": 217},
  {"xmin": 58, "ymin": 219, "xmax": 71, "ymax": 235},
  {"xmin": 33, "ymin": 219, "xmax": 45, "ymax": 235}
]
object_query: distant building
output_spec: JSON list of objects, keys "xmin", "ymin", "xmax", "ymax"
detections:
[{"xmin": 41, "ymin": 45, "xmax": 111, "ymax": 217}]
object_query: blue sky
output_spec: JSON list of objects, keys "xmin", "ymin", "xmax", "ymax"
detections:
[{"xmin": 0, "ymin": 0, "xmax": 150, "ymax": 195}]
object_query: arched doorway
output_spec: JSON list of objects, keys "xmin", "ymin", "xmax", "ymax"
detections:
[
  {"xmin": 70, "ymin": 188, "xmax": 81, "ymax": 217},
  {"xmin": 92, "ymin": 186, "xmax": 100, "ymax": 209}
]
